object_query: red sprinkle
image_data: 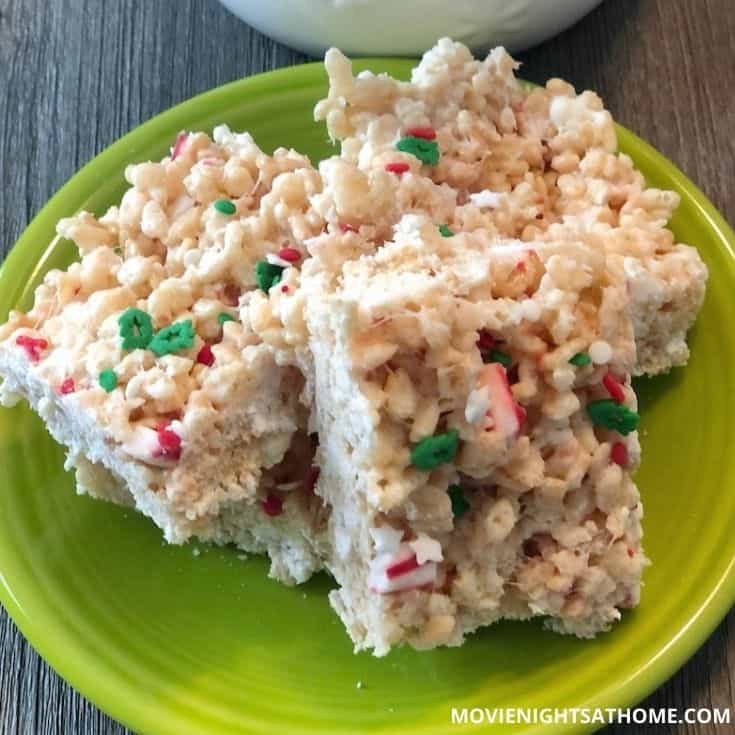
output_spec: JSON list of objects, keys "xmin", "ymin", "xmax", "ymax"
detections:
[
  {"xmin": 385, "ymin": 162, "xmax": 410, "ymax": 175},
  {"xmin": 306, "ymin": 466, "xmax": 320, "ymax": 494},
  {"xmin": 262, "ymin": 493, "xmax": 283, "ymax": 517},
  {"xmin": 196, "ymin": 344, "xmax": 215, "ymax": 367},
  {"xmin": 339, "ymin": 223, "xmax": 358, "ymax": 233},
  {"xmin": 627, "ymin": 547, "xmax": 635, "ymax": 558},
  {"xmin": 171, "ymin": 132, "xmax": 188, "ymax": 160},
  {"xmin": 59, "ymin": 378, "xmax": 75, "ymax": 395},
  {"xmin": 386, "ymin": 554, "xmax": 421, "ymax": 579},
  {"xmin": 155, "ymin": 424, "xmax": 182, "ymax": 461},
  {"xmin": 277, "ymin": 247, "xmax": 301, "ymax": 263},
  {"xmin": 610, "ymin": 441, "xmax": 629, "ymax": 467},
  {"xmin": 476, "ymin": 329, "xmax": 496, "ymax": 351},
  {"xmin": 603, "ymin": 372, "xmax": 626, "ymax": 404},
  {"xmin": 405, "ymin": 126, "xmax": 436, "ymax": 140},
  {"xmin": 16, "ymin": 335, "xmax": 48, "ymax": 363},
  {"xmin": 280, "ymin": 284, "xmax": 289, "ymax": 293}
]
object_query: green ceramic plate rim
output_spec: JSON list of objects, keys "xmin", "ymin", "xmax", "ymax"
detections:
[{"xmin": 1, "ymin": 60, "xmax": 734, "ymax": 735}]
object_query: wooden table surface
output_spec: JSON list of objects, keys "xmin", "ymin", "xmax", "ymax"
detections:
[{"xmin": 1, "ymin": 0, "xmax": 734, "ymax": 732}]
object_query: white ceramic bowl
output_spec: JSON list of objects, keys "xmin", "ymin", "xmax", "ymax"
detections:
[{"xmin": 219, "ymin": 0, "xmax": 603, "ymax": 57}]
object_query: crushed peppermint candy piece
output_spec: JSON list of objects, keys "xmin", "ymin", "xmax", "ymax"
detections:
[
  {"xmin": 16, "ymin": 335, "xmax": 48, "ymax": 363},
  {"xmin": 339, "ymin": 223, "xmax": 358, "ymax": 233},
  {"xmin": 170, "ymin": 194, "xmax": 195, "ymax": 220},
  {"xmin": 171, "ymin": 132, "xmax": 188, "ymax": 160},
  {"xmin": 262, "ymin": 493, "xmax": 283, "ymax": 516},
  {"xmin": 122, "ymin": 426, "xmax": 158, "ymax": 462},
  {"xmin": 465, "ymin": 385, "xmax": 490, "ymax": 424},
  {"xmin": 59, "ymin": 378, "xmax": 75, "ymax": 395},
  {"xmin": 386, "ymin": 553, "xmax": 420, "ymax": 579},
  {"xmin": 135, "ymin": 421, "xmax": 182, "ymax": 464},
  {"xmin": 478, "ymin": 363, "xmax": 525, "ymax": 438},
  {"xmin": 368, "ymin": 543, "xmax": 438, "ymax": 594},
  {"xmin": 122, "ymin": 425, "xmax": 179, "ymax": 466},
  {"xmin": 154, "ymin": 422, "xmax": 182, "ymax": 461}
]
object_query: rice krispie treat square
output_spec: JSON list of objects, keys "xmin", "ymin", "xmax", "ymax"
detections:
[
  {"xmin": 0, "ymin": 126, "xmax": 328, "ymax": 584},
  {"xmin": 313, "ymin": 39, "xmax": 707, "ymax": 376},
  {"xmin": 299, "ymin": 216, "xmax": 646, "ymax": 654}
]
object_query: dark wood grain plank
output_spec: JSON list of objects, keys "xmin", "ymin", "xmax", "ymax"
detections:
[{"xmin": 1, "ymin": 0, "xmax": 733, "ymax": 733}]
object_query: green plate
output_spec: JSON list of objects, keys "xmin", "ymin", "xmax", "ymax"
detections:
[{"xmin": 1, "ymin": 60, "xmax": 734, "ymax": 735}]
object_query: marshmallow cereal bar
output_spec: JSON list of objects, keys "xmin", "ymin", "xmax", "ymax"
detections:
[
  {"xmin": 313, "ymin": 39, "xmax": 707, "ymax": 375},
  {"xmin": 299, "ymin": 216, "xmax": 645, "ymax": 654},
  {"xmin": 0, "ymin": 126, "xmax": 327, "ymax": 584}
]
